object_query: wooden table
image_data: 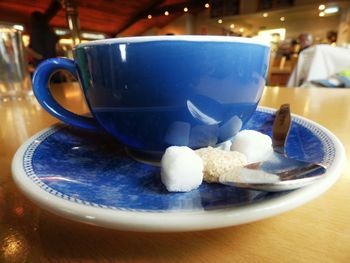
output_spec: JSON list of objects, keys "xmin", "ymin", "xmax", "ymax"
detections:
[{"xmin": 1, "ymin": 84, "xmax": 350, "ymax": 262}]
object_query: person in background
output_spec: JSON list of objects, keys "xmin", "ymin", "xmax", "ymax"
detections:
[
  {"xmin": 276, "ymin": 38, "xmax": 298, "ymax": 60},
  {"xmin": 326, "ymin": 31, "xmax": 337, "ymax": 45},
  {"xmin": 298, "ymin": 33, "xmax": 313, "ymax": 54},
  {"xmin": 28, "ymin": 0, "xmax": 62, "ymax": 68}
]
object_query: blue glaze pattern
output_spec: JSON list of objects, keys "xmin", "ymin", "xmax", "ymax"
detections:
[{"xmin": 23, "ymin": 108, "xmax": 335, "ymax": 212}]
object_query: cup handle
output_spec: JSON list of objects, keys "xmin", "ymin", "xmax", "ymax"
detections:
[{"xmin": 32, "ymin": 58, "xmax": 100, "ymax": 130}]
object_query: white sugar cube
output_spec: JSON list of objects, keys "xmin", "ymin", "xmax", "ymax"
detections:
[
  {"xmin": 160, "ymin": 146, "xmax": 203, "ymax": 192},
  {"xmin": 231, "ymin": 130, "xmax": 273, "ymax": 164}
]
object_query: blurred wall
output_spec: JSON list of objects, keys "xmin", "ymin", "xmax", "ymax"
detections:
[
  {"xmin": 143, "ymin": 12, "xmax": 222, "ymax": 36},
  {"xmin": 284, "ymin": 15, "xmax": 340, "ymax": 40},
  {"xmin": 143, "ymin": 14, "xmax": 190, "ymax": 35},
  {"xmin": 338, "ymin": 8, "xmax": 350, "ymax": 45}
]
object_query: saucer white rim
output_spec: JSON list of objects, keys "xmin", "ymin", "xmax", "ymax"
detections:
[
  {"xmin": 11, "ymin": 107, "xmax": 346, "ymax": 232},
  {"xmin": 77, "ymin": 35, "xmax": 270, "ymax": 48}
]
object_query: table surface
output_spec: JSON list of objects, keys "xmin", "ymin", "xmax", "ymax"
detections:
[{"xmin": 1, "ymin": 84, "xmax": 350, "ymax": 263}]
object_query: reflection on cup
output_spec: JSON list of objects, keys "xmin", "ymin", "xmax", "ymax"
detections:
[
  {"xmin": 219, "ymin": 115, "xmax": 243, "ymax": 141},
  {"xmin": 187, "ymin": 96, "xmax": 223, "ymax": 125},
  {"xmin": 164, "ymin": 121, "xmax": 191, "ymax": 146},
  {"xmin": 189, "ymin": 124, "xmax": 218, "ymax": 148}
]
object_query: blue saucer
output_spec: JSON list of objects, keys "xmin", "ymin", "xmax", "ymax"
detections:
[{"xmin": 12, "ymin": 107, "xmax": 344, "ymax": 232}]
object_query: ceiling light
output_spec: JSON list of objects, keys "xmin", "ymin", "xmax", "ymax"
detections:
[
  {"xmin": 218, "ymin": 19, "xmax": 223, "ymax": 24},
  {"xmin": 205, "ymin": 3, "xmax": 210, "ymax": 8},
  {"xmin": 318, "ymin": 4, "xmax": 325, "ymax": 11},
  {"xmin": 263, "ymin": 12, "xmax": 268, "ymax": 17},
  {"xmin": 59, "ymin": 38, "xmax": 73, "ymax": 45},
  {"xmin": 55, "ymin": 29, "xmax": 69, "ymax": 35},
  {"xmin": 324, "ymin": 6, "xmax": 339, "ymax": 14},
  {"xmin": 184, "ymin": 7, "xmax": 188, "ymax": 12},
  {"xmin": 81, "ymin": 32, "xmax": 105, "ymax": 40},
  {"xmin": 319, "ymin": 11, "xmax": 325, "ymax": 17},
  {"xmin": 280, "ymin": 16, "xmax": 285, "ymax": 21},
  {"xmin": 13, "ymin": 25, "xmax": 24, "ymax": 31},
  {"xmin": 164, "ymin": 11, "xmax": 169, "ymax": 16},
  {"xmin": 230, "ymin": 24, "xmax": 235, "ymax": 29},
  {"xmin": 147, "ymin": 14, "xmax": 152, "ymax": 19}
]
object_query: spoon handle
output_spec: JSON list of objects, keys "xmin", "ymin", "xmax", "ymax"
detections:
[{"xmin": 272, "ymin": 104, "xmax": 291, "ymax": 154}]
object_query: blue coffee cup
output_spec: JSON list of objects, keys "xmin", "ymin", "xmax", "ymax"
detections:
[{"xmin": 32, "ymin": 36, "xmax": 270, "ymax": 155}]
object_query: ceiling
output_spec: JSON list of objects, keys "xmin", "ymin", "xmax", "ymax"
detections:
[
  {"xmin": 0, "ymin": 0, "xmax": 197, "ymax": 36},
  {"xmin": 2, "ymin": 1, "xmax": 348, "ymax": 39}
]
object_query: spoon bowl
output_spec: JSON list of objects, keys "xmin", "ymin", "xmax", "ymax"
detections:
[
  {"xmin": 219, "ymin": 152, "xmax": 327, "ymax": 191},
  {"xmin": 219, "ymin": 104, "xmax": 327, "ymax": 192}
]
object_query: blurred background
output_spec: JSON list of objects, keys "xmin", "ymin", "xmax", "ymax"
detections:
[{"xmin": 1, "ymin": 0, "xmax": 350, "ymax": 94}]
